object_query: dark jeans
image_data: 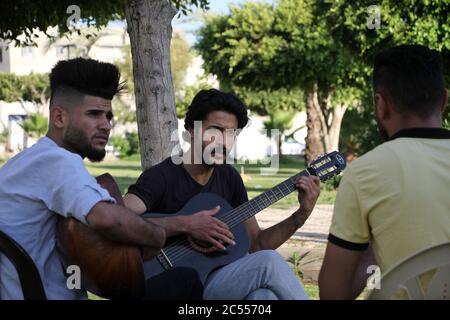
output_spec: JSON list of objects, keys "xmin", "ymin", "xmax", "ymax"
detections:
[{"xmin": 142, "ymin": 267, "xmax": 204, "ymax": 300}]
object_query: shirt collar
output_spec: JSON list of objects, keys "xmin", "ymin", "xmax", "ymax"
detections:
[
  {"xmin": 39, "ymin": 136, "xmax": 58, "ymax": 147},
  {"xmin": 389, "ymin": 127, "xmax": 450, "ymax": 141}
]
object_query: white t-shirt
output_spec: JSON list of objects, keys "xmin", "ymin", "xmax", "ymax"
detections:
[{"xmin": 0, "ymin": 137, "xmax": 115, "ymax": 300}]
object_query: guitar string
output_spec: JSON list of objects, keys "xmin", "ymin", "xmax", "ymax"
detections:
[
  {"xmin": 160, "ymin": 176, "xmax": 299, "ymax": 262},
  {"xmin": 158, "ymin": 163, "xmax": 340, "ymax": 263},
  {"xmin": 159, "ymin": 171, "xmax": 313, "ymax": 263},
  {"xmin": 157, "ymin": 183, "xmax": 293, "ymax": 263}
]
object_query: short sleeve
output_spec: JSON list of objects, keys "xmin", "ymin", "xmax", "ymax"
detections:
[
  {"xmin": 126, "ymin": 168, "xmax": 166, "ymax": 212},
  {"xmin": 40, "ymin": 154, "xmax": 115, "ymax": 225},
  {"xmin": 328, "ymin": 169, "xmax": 370, "ymax": 251}
]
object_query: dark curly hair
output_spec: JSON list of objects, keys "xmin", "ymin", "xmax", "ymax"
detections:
[{"xmin": 184, "ymin": 89, "xmax": 249, "ymax": 130}]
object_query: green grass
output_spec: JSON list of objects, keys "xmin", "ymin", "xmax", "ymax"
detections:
[
  {"xmin": 88, "ymin": 292, "xmax": 106, "ymax": 300},
  {"xmin": 303, "ymin": 283, "xmax": 320, "ymax": 300},
  {"xmin": 300, "ymin": 283, "xmax": 368, "ymax": 300},
  {"xmin": 86, "ymin": 159, "xmax": 142, "ymax": 195}
]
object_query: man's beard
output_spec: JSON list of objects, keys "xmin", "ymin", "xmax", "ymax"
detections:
[
  {"xmin": 63, "ymin": 125, "xmax": 106, "ymax": 162},
  {"xmin": 200, "ymin": 145, "xmax": 229, "ymax": 167},
  {"xmin": 375, "ymin": 117, "xmax": 390, "ymax": 141}
]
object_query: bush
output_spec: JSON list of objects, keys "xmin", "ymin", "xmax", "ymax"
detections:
[
  {"xmin": 339, "ymin": 92, "xmax": 383, "ymax": 157},
  {"xmin": 111, "ymin": 132, "xmax": 140, "ymax": 158},
  {"xmin": 19, "ymin": 113, "xmax": 48, "ymax": 139}
]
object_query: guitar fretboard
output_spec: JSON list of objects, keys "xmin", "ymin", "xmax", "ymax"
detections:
[{"xmin": 220, "ymin": 169, "xmax": 312, "ymax": 228}]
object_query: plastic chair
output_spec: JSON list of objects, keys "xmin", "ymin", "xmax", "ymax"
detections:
[
  {"xmin": 368, "ymin": 241, "xmax": 450, "ymax": 300},
  {"xmin": 0, "ymin": 230, "xmax": 47, "ymax": 300}
]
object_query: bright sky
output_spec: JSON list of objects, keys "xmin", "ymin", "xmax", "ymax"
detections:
[
  {"xmin": 172, "ymin": 0, "xmax": 273, "ymax": 45},
  {"xmin": 108, "ymin": 1, "xmax": 273, "ymax": 45}
]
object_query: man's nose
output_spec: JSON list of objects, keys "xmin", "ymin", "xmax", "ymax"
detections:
[{"xmin": 99, "ymin": 117, "xmax": 112, "ymax": 131}]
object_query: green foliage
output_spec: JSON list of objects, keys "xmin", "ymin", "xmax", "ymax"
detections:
[
  {"xmin": 0, "ymin": 0, "xmax": 124, "ymax": 46},
  {"xmin": 288, "ymin": 251, "xmax": 310, "ymax": 279},
  {"xmin": 175, "ymin": 77, "xmax": 213, "ymax": 118},
  {"xmin": 0, "ymin": 1, "xmax": 210, "ymax": 46},
  {"xmin": 339, "ymin": 93, "xmax": 383, "ymax": 157},
  {"xmin": 114, "ymin": 44, "xmax": 136, "ymax": 96},
  {"xmin": 0, "ymin": 73, "xmax": 22, "ymax": 102},
  {"xmin": 233, "ymin": 87, "xmax": 305, "ymax": 115},
  {"xmin": 112, "ymin": 98, "xmax": 136, "ymax": 126},
  {"xmin": 325, "ymin": 0, "xmax": 450, "ymax": 59},
  {"xmin": 0, "ymin": 126, "xmax": 9, "ymax": 145},
  {"xmin": 19, "ymin": 113, "xmax": 48, "ymax": 139},
  {"xmin": 444, "ymin": 109, "xmax": 450, "ymax": 129},
  {"xmin": 197, "ymin": 0, "xmax": 449, "ymax": 156},
  {"xmin": 263, "ymin": 108, "xmax": 298, "ymax": 156},
  {"xmin": 329, "ymin": 0, "xmax": 450, "ymax": 155},
  {"xmin": 171, "ymin": 32, "xmax": 193, "ymax": 94},
  {"xmin": 264, "ymin": 110, "xmax": 295, "ymax": 135},
  {"xmin": 172, "ymin": 0, "xmax": 210, "ymax": 16},
  {"xmin": 0, "ymin": 73, "xmax": 50, "ymax": 104},
  {"xmin": 196, "ymin": 1, "xmax": 308, "ymax": 115},
  {"xmin": 196, "ymin": 0, "xmax": 365, "ymax": 103},
  {"xmin": 111, "ymin": 131, "xmax": 140, "ymax": 158},
  {"xmin": 115, "ymin": 32, "xmax": 194, "ymax": 118}
]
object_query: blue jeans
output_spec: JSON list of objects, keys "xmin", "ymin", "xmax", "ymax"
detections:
[{"xmin": 203, "ymin": 250, "xmax": 309, "ymax": 300}]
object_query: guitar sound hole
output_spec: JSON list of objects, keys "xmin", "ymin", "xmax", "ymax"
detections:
[
  {"xmin": 193, "ymin": 239, "xmax": 215, "ymax": 249},
  {"xmin": 187, "ymin": 236, "xmax": 226, "ymax": 254}
]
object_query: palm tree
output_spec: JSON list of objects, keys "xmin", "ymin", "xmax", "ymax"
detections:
[
  {"xmin": 19, "ymin": 113, "xmax": 48, "ymax": 147},
  {"xmin": 263, "ymin": 110, "xmax": 296, "ymax": 156},
  {"xmin": 0, "ymin": 122, "xmax": 10, "ymax": 152}
]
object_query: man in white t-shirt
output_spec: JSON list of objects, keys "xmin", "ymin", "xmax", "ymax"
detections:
[{"xmin": 0, "ymin": 58, "xmax": 204, "ymax": 300}]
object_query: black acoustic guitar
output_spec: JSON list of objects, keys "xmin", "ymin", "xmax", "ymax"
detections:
[{"xmin": 142, "ymin": 151, "xmax": 347, "ymax": 284}]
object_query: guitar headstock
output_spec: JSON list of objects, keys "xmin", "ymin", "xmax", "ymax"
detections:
[{"xmin": 307, "ymin": 151, "xmax": 346, "ymax": 181}]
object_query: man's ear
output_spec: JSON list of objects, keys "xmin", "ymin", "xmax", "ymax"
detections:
[
  {"xmin": 50, "ymin": 106, "xmax": 68, "ymax": 129},
  {"xmin": 374, "ymin": 92, "xmax": 390, "ymax": 121}
]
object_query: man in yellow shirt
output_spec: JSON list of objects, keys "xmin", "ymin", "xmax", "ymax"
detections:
[{"xmin": 319, "ymin": 44, "xmax": 450, "ymax": 299}]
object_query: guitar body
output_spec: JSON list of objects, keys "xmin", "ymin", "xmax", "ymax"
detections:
[
  {"xmin": 56, "ymin": 174, "xmax": 145, "ymax": 299},
  {"xmin": 143, "ymin": 193, "xmax": 250, "ymax": 284}
]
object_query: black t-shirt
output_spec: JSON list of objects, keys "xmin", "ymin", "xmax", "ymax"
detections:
[{"xmin": 127, "ymin": 157, "xmax": 249, "ymax": 213}]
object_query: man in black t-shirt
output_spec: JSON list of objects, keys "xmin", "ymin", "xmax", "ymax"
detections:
[{"xmin": 124, "ymin": 89, "xmax": 320, "ymax": 300}]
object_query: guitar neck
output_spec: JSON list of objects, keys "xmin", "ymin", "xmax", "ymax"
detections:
[{"xmin": 221, "ymin": 168, "xmax": 313, "ymax": 228}]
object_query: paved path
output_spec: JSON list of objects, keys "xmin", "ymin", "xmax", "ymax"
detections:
[
  {"xmin": 256, "ymin": 205, "xmax": 333, "ymax": 242},
  {"xmin": 256, "ymin": 205, "xmax": 334, "ymax": 283}
]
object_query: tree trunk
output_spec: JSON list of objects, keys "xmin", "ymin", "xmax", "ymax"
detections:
[
  {"xmin": 125, "ymin": 0, "xmax": 179, "ymax": 170},
  {"xmin": 305, "ymin": 85, "xmax": 325, "ymax": 164},
  {"xmin": 326, "ymin": 105, "xmax": 346, "ymax": 153},
  {"xmin": 305, "ymin": 83, "xmax": 348, "ymax": 164}
]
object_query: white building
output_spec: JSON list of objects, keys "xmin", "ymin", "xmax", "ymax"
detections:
[
  {"xmin": 0, "ymin": 26, "xmax": 129, "ymax": 153},
  {"xmin": 0, "ymin": 26, "xmax": 128, "ymax": 75}
]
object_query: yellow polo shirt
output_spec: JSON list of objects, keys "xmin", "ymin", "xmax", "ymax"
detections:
[{"xmin": 329, "ymin": 128, "xmax": 450, "ymax": 274}]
